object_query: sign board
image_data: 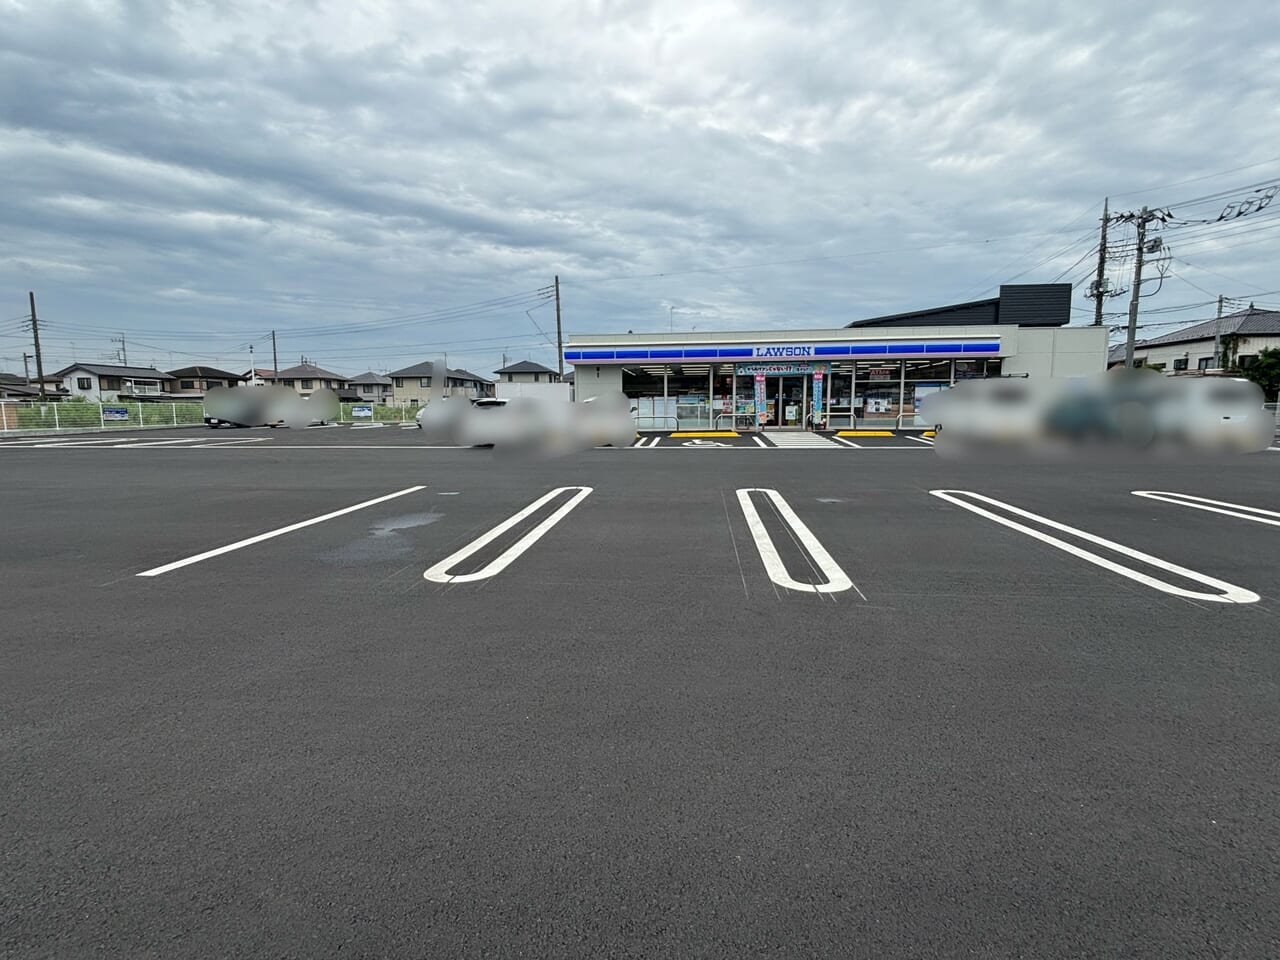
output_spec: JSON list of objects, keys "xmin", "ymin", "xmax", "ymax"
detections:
[
  {"xmin": 811, "ymin": 369, "xmax": 824, "ymax": 422},
  {"xmin": 102, "ymin": 406, "xmax": 129, "ymax": 422},
  {"xmin": 351, "ymin": 405, "xmax": 373, "ymax": 418},
  {"xmin": 751, "ymin": 344, "xmax": 814, "ymax": 358},
  {"xmin": 753, "ymin": 373, "xmax": 767, "ymax": 424},
  {"xmin": 868, "ymin": 367, "xmax": 895, "ymax": 381},
  {"xmin": 737, "ymin": 361, "xmax": 829, "ymax": 376}
]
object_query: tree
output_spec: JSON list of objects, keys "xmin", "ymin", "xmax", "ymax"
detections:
[{"xmin": 1234, "ymin": 347, "xmax": 1280, "ymax": 402}]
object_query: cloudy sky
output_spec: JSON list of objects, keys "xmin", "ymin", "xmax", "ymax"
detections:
[{"xmin": 2, "ymin": 0, "xmax": 1278, "ymax": 377}]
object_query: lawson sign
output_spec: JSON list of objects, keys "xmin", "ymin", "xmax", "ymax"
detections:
[
  {"xmin": 563, "ymin": 339, "xmax": 1001, "ymax": 363},
  {"xmin": 752, "ymin": 344, "xmax": 813, "ymax": 358}
]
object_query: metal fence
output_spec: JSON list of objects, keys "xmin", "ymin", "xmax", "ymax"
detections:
[
  {"xmin": 0, "ymin": 400, "xmax": 206, "ymax": 433},
  {"xmin": 336, "ymin": 403, "xmax": 417, "ymax": 423}
]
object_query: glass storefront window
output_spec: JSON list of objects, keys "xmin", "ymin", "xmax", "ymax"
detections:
[
  {"xmin": 954, "ymin": 358, "xmax": 1003, "ymax": 380},
  {"xmin": 855, "ymin": 360, "xmax": 902, "ymax": 381},
  {"xmin": 904, "ymin": 359, "xmax": 952, "ymax": 381},
  {"xmin": 621, "ymin": 369, "xmax": 664, "ymax": 398}
]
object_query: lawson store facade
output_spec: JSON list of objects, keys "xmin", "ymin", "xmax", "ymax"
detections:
[{"xmin": 564, "ymin": 289, "xmax": 1108, "ymax": 430}]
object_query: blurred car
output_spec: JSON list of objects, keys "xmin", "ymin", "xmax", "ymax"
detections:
[
  {"xmin": 925, "ymin": 371, "xmax": 1272, "ymax": 458},
  {"xmin": 204, "ymin": 385, "xmax": 337, "ymax": 429}
]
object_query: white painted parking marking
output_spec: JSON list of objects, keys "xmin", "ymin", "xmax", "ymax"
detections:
[
  {"xmin": 768, "ymin": 432, "xmax": 840, "ymax": 448},
  {"xmin": 930, "ymin": 490, "xmax": 1260, "ymax": 604},
  {"xmin": 192, "ymin": 437, "xmax": 273, "ymax": 447},
  {"xmin": 34, "ymin": 437, "xmax": 144, "ymax": 447},
  {"xmin": 830, "ymin": 436, "xmax": 861, "ymax": 448},
  {"xmin": 137, "ymin": 485, "xmax": 427, "ymax": 577},
  {"xmin": 423, "ymin": 486, "xmax": 592, "ymax": 584},
  {"xmin": 906, "ymin": 435, "xmax": 934, "ymax": 446},
  {"xmin": 735, "ymin": 488, "xmax": 856, "ymax": 595},
  {"xmin": 752, "ymin": 435, "xmax": 768, "ymax": 448},
  {"xmin": 1132, "ymin": 491, "xmax": 1280, "ymax": 527},
  {"xmin": 111, "ymin": 437, "xmax": 213, "ymax": 447}
]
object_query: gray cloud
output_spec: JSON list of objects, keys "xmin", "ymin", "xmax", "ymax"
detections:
[{"xmin": 1, "ymin": 0, "xmax": 1277, "ymax": 375}]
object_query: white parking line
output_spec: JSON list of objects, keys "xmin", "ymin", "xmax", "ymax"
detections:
[
  {"xmin": 736, "ymin": 488, "xmax": 857, "ymax": 595},
  {"xmin": 906, "ymin": 435, "xmax": 934, "ymax": 445},
  {"xmin": 1132, "ymin": 490, "xmax": 1280, "ymax": 527},
  {"xmin": 34, "ymin": 437, "xmax": 146, "ymax": 447},
  {"xmin": 831, "ymin": 436, "xmax": 861, "ymax": 448},
  {"xmin": 137, "ymin": 485, "xmax": 427, "ymax": 577},
  {"xmin": 752, "ymin": 436, "xmax": 768, "ymax": 448},
  {"xmin": 930, "ymin": 490, "xmax": 1260, "ymax": 604},
  {"xmin": 423, "ymin": 486, "xmax": 592, "ymax": 583},
  {"xmin": 192, "ymin": 438, "xmax": 273, "ymax": 447},
  {"xmin": 111, "ymin": 437, "xmax": 214, "ymax": 447}
]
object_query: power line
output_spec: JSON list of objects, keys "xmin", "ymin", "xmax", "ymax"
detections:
[
  {"xmin": 562, "ymin": 229, "xmax": 1088, "ymax": 285},
  {"xmin": 952, "ymin": 200, "xmax": 1104, "ymax": 301},
  {"xmin": 1049, "ymin": 244, "xmax": 1101, "ymax": 284},
  {"xmin": 1167, "ymin": 255, "xmax": 1273, "ymax": 294},
  {"xmin": 1108, "ymin": 156, "xmax": 1280, "ymax": 200}
]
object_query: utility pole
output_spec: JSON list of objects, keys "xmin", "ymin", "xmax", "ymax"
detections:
[
  {"xmin": 23, "ymin": 352, "xmax": 32, "ymax": 384},
  {"xmin": 1123, "ymin": 210, "xmax": 1148, "ymax": 369},
  {"xmin": 111, "ymin": 333, "xmax": 128, "ymax": 366},
  {"xmin": 271, "ymin": 330, "xmax": 279, "ymax": 382},
  {"xmin": 1090, "ymin": 197, "xmax": 1109, "ymax": 325},
  {"xmin": 27, "ymin": 291, "xmax": 47, "ymax": 402},
  {"xmin": 554, "ymin": 275, "xmax": 563, "ymax": 379},
  {"xmin": 1213, "ymin": 294, "xmax": 1226, "ymax": 369},
  {"xmin": 1115, "ymin": 206, "xmax": 1170, "ymax": 368}
]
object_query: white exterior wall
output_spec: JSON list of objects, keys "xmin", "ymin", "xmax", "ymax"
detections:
[
  {"xmin": 62, "ymin": 372, "xmax": 105, "ymax": 400},
  {"xmin": 494, "ymin": 381, "xmax": 572, "ymax": 402},
  {"xmin": 569, "ymin": 365, "xmax": 623, "ymax": 399},
  {"xmin": 1133, "ymin": 334, "xmax": 1280, "ymax": 371},
  {"xmin": 1002, "ymin": 326, "xmax": 1108, "ymax": 378}
]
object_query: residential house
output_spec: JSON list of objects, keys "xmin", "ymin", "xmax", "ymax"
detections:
[
  {"xmin": 388, "ymin": 362, "xmax": 495, "ymax": 406},
  {"xmin": 168, "ymin": 366, "xmax": 248, "ymax": 398},
  {"xmin": 494, "ymin": 360, "xmax": 562, "ymax": 383},
  {"xmin": 241, "ymin": 362, "xmax": 352, "ymax": 398},
  {"xmin": 348, "ymin": 371, "xmax": 394, "ymax": 405},
  {"xmin": 53, "ymin": 363, "xmax": 174, "ymax": 401},
  {"xmin": 0, "ymin": 372, "xmax": 66, "ymax": 400},
  {"xmin": 1108, "ymin": 307, "xmax": 1280, "ymax": 372}
]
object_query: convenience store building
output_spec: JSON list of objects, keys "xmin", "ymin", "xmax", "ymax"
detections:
[{"xmin": 564, "ymin": 284, "xmax": 1108, "ymax": 429}]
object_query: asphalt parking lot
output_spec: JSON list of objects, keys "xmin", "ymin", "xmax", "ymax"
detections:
[{"xmin": 4, "ymin": 429, "xmax": 1280, "ymax": 958}]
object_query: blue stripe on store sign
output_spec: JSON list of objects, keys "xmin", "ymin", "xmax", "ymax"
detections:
[
  {"xmin": 890, "ymin": 344, "xmax": 925, "ymax": 354},
  {"xmin": 614, "ymin": 350, "xmax": 649, "ymax": 359},
  {"xmin": 717, "ymin": 348, "xmax": 753, "ymax": 358},
  {"xmin": 850, "ymin": 345, "xmax": 887, "ymax": 355},
  {"xmin": 814, "ymin": 345, "xmax": 850, "ymax": 356}
]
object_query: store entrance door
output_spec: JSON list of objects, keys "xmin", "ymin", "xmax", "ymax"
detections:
[{"xmin": 773, "ymin": 375, "xmax": 806, "ymax": 429}]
